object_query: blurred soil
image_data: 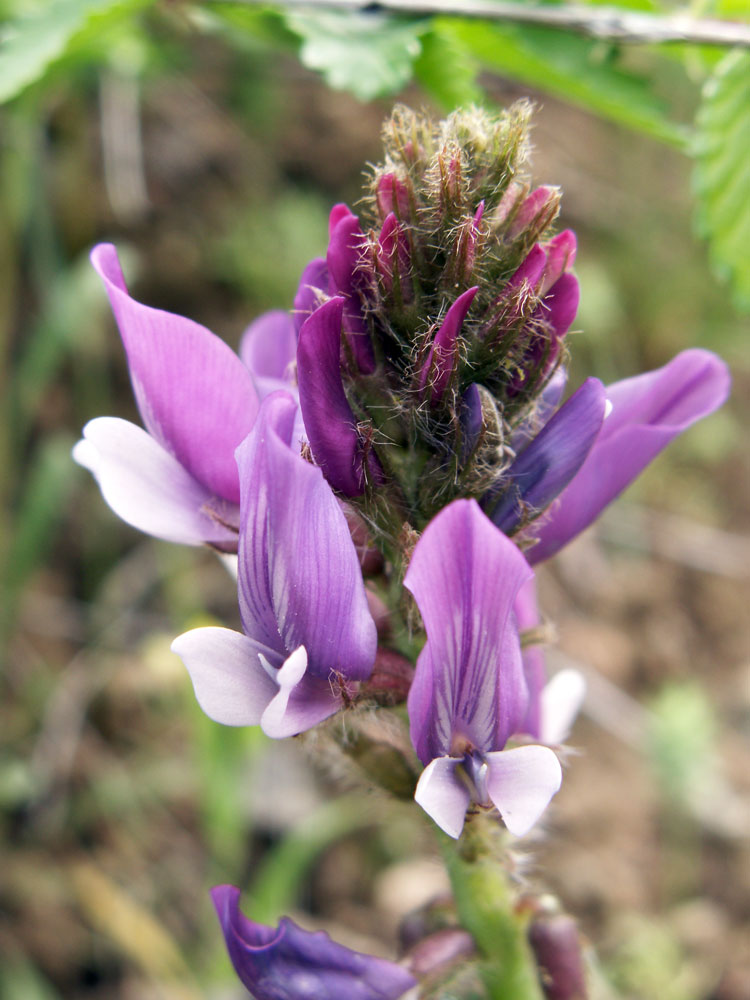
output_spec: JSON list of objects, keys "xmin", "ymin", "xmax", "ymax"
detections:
[{"xmin": 1, "ymin": 37, "xmax": 748, "ymax": 1000}]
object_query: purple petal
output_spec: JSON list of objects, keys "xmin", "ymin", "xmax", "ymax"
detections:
[
  {"xmin": 484, "ymin": 745, "xmax": 562, "ymax": 836},
  {"xmin": 510, "ymin": 367, "xmax": 568, "ymax": 452},
  {"xmin": 212, "ymin": 886, "xmax": 416, "ymax": 1000},
  {"xmin": 236, "ymin": 391, "xmax": 377, "ymax": 680},
  {"xmin": 414, "ymin": 757, "xmax": 471, "ymax": 839},
  {"xmin": 405, "ymin": 499, "xmax": 533, "ymax": 764},
  {"xmin": 540, "ymin": 670, "xmax": 586, "ymax": 745},
  {"xmin": 73, "ymin": 417, "xmax": 239, "ymax": 548},
  {"xmin": 260, "ymin": 646, "xmax": 343, "ymax": 738},
  {"xmin": 419, "ymin": 287, "xmax": 479, "ymax": 403},
  {"xmin": 529, "ymin": 349, "xmax": 731, "ymax": 562},
  {"xmin": 376, "ymin": 213, "xmax": 412, "ymax": 299},
  {"xmin": 487, "ymin": 378, "xmax": 607, "ymax": 534},
  {"xmin": 326, "ymin": 209, "xmax": 375, "ymax": 374},
  {"xmin": 171, "ymin": 627, "xmax": 279, "ymax": 726},
  {"xmin": 91, "ymin": 244, "xmax": 258, "ymax": 504},
  {"xmin": 376, "ymin": 173, "xmax": 411, "ymax": 220},
  {"xmin": 513, "ymin": 579, "xmax": 546, "ymax": 741},
  {"xmin": 239, "ymin": 310, "xmax": 297, "ymax": 393},
  {"xmin": 297, "ymin": 297, "xmax": 382, "ymax": 496},
  {"xmin": 293, "ymin": 256, "xmax": 329, "ymax": 335},
  {"xmin": 508, "ymin": 243, "xmax": 546, "ymax": 290}
]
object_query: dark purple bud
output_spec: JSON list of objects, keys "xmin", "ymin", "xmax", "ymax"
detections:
[
  {"xmin": 419, "ymin": 286, "xmax": 479, "ymax": 404},
  {"xmin": 293, "ymin": 256, "xmax": 329, "ymax": 335},
  {"xmin": 459, "ymin": 383, "xmax": 483, "ymax": 460},
  {"xmin": 212, "ymin": 885, "xmax": 416, "ymax": 1000},
  {"xmin": 327, "ymin": 207, "xmax": 376, "ymax": 374},
  {"xmin": 362, "ymin": 647, "xmax": 414, "ymax": 705},
  {"xmin": 509, "ymin": 244, "xmax": 547, "ymax": 291},
  {"xmin": 376, "ymin": 172, "xmax": 412, "ymax": 221},
  {"xmin": 486, "ymin": 378, "xmax": 607, "ymax": 534},
  {"xmin": 297, "ymin": 297, "xmax": 383, "ymax": 496},
  {"xmin": 528, "ymin": 912, "xmax": 588, "ymax": 1000}
]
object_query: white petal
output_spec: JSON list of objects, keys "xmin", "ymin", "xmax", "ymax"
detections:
[
  {"xmin": 414, "ymin": 757, "xmax": 471, "ymax": 839},
  {"xmin": 484, "ymin": 745, "xmax": 562, "ymax": 837},
  {"xmin": 261, "ymin": 646, "xmax": 342, "ymax": 739},
  {"xmin": 540, "ymin": 669, "xmax": 586, "ymax": 745},
  {"xmin": 75, "ymin": 417, "xmax": 238, "ymax": 546},
  {"xmin": 172, "ymin": 627, "xmax": 278, "ymax": 725}
]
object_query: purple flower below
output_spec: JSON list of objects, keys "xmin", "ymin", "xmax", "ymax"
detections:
[
  {"xmin": 172, "ymin": 391, "xmax": 377, "ymax": 738},
  {"xmin": 405, "ymin": 499, "xmax": 562, "ymax": 838},
  {"xmin": 212, "ymin": 885, "xmax": 416, "ymax": 1000}
]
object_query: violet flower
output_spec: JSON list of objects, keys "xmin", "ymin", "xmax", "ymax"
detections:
[
  {"xmin": 212, "ymin": 886, "xmax": 416, "ymax": 1000},
  {"xmin": 524, "ymin": 348, "xmax": 731, "ymax": 563},
  {"xmin": 172, "ymin": 391, "xmax": 377, "ymax": 738},
  {"xmin": 74, "ymin": 244, "xmax": 303, "ymax": 550},
  {"xmin": 405, "ymin": 499, "xmax": 562, "ymax": 839}
]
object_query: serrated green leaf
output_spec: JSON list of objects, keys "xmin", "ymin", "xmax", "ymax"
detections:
[
  {"xmin": 0, "ymin": 0, "xmax": 123, "ymax": 103},
  {"xmin": 693, "ymin": 49, "xmax": 750, "ymax": 310},
  {"xmin": 413, "ymin": 24, "xmax": 482, "ymax": 110},
  {"xmin": 440, "ymin": 18, "xmax": 689, "ymax": 148},
  {"xmin": 285, "ymin": 10, "xmax": 427, "ymax": 101}
]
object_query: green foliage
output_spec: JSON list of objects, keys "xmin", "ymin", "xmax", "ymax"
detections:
[
  {"xmin": 440, "ymin": 18, "xmax": 689, "ymax": 147},
  {"xmin": 285, "ymin": 10, "xmax": 427, "ymax": 102},
  {"xmin": 0, "ymin": 0, "xmax": 147, "ymax": 103},
  {"xmin": 693, "ymin": 49, "xmax": 750, "ymax": 312},
  {"xmin": 413, "ymin": 23, "xmax": 482, "ymax": 110},
  {"xmin": 648, "ymin": 681, "xmax": 717, "ymax": 811}
]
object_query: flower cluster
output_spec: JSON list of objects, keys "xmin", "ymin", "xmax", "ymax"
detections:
[{"xmin": 74, "ymin": 105, "xmax": 730, "ymax": 999}]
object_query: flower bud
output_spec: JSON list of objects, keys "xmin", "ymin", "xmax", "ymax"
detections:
[{"xmin": 528, "ymin": 910, "xmax": 588, "ymax": 1000}]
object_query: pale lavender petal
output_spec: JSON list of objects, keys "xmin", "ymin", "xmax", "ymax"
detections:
[
  {"xmin": 540, "ymin": 669, "xmax": 586, "ymax": 745},
  {"xmin": 171, "ymin": 627, "xmax": 279, "ymax": 726},
  {"xmin": 239, "ymin": 310, "xmax": 296, "ymax": 391},
  {"xmin": 326, "ymin": 209, "xmax": 375, "ymax": 373},
  {"xmin": 237, "ymin": 391, "xmax": 377, "ymax": 679},
  {"xmin": 484, "ymin": 745, "xmax": 562, "ymax": 837},
  {"xmin": 297, "ymin": 297, "xmax": 382, "ymax": 496},
  {"xmin": 91, "ymin": 244, "xmax": 258, "ymax": 503},
  {"xmin": 293, "ymin": 256, "xmax": 329, "ymax": 334},
  {"xmin": 487, "ymin": 378, "xmax": 607, "ymax": 534},
  {"xmin": 414, "ymin": 757, "xmax": 471, "ymax": 839},
  {"xmin": 405, "ymin": 499, "xmax": 533, "ymax": 763},
  {"xmin": 419, "ymin": 286, "xmax": 478, "ymax": 403},
  {"xmin": 529, "ymin": 349, "xmax": 731, "ymax": 562},
  {"xmin": 260, "ymin": 646, "xmax": 343, "ymax": 739},
  {"xmin": 73, "ymin": 417, "xmax": 238, "ymax": 547},
  {"xmin": 212, "ymin": 885, "xmax": 417, "ymax": 1000}
]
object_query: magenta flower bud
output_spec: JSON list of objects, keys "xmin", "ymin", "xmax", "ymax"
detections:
[
  {"xmin": 540, "ymin": 230, "xmax": 577, "ymax": 295},
  {"xmin": 528, "ymin": 912, "xmax": 588, "ymax": 1000},
  {"xmin": 508, "ymin": 186, "xmax": 559, "ymax": 240},
  {"xmin": 419, "ymin": 286, "xmax": 479, "ymax": 404},
  {"xmin": 376, "ymin": 172, "xmax": 412, "ymax": 221},
  {"xmin": 326, "ymin": 205, "xmax": 376, "ymax": 375},
  {"xmin": 376, "ymin": 212, "xmax": 413, "ymax": 303},
  {"xmin": 407, "ymin": 928, "xmax": 476, "ymax": 978}
]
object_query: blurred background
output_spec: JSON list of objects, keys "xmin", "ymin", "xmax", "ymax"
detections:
[{"xmin": 1, "ymin": 4, "xmax": 749, "ymax": 998}]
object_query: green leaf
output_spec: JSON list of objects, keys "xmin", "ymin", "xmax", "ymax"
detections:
[
  {"xmin": 441, "ymin": 18, "xmax": 689, "ymax": 148},
  {"xmin": 693, "ymin": 49, "xmax": 750, "ymax": 311},
  {"xmin": 0, "ymin": 0, "xmax": 124, "ymax": 103},
  {"xmin": 413, "ymin": 24, "xmax": 482, "ymax": 110},
  {"xmin": 284, "ymin": 10, "xmax": 427, "ymax": 101}
]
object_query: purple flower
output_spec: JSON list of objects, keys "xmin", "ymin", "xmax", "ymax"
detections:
[
  {"xmin": 405, "ymin": 499, "xmax": 562, "ymax": 839},
  {"xmin": 172, "ymin": 391, "xmax": 377, "ymax": 738},
  {"xmin": 73, "ymin": 244, "xmax": 262, "ymax": 547},
  {"xmin": 525, "ymin": 348, "xmax": 731, "ymax": 563},
  {"xmin": 212, "ymin": 886, "xmax": 416, "ymax": 1000}
]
